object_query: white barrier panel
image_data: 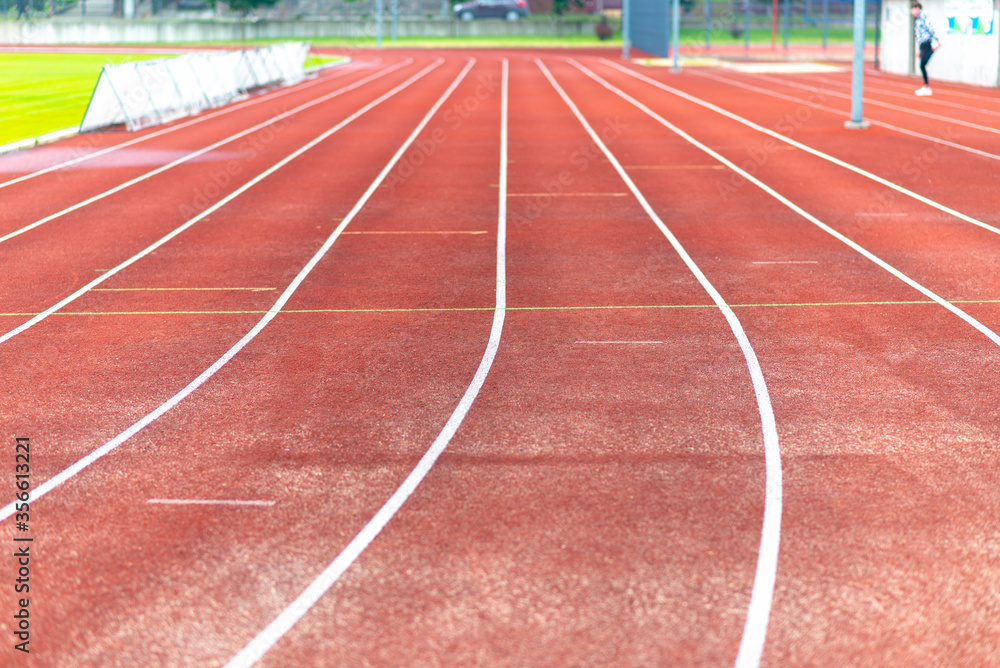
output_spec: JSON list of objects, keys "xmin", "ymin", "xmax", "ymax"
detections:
[{"xmin": 80, "ymin": 42, "xmax": 310, "ymax": 133}]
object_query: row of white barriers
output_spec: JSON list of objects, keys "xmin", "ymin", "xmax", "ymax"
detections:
[{"xmin": 80, "ymin": 42, "xmax": 311, "ymax": 133}]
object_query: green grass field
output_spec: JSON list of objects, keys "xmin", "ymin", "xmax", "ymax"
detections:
[
  {"xmin": 0, "ymin": 50, "xmax": 349, "ymax": 148},
  {"xmin": 0, "ymin": 52, "xmax": 168, "ymax": 147},
  {"xmin": 0, "ymin": 27, "xmax": 863, "ymax": 149}
]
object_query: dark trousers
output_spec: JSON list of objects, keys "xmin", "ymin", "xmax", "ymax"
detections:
[{"xmin": 919, "ymin": 40, "xmax": 934, "ymax": 85}]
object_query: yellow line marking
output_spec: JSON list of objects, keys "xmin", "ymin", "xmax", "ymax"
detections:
[
  {"xmin": 710, "ymin": 145, "xmax": 797, "ymax": 151},
  {"xmin": 624, "ymin": 165, "xmax": 726, "ymax": 170},
  {"xmin": 91, "ymin": 287, "xmax": 277, "ymax": 292},
  {"xmin": 722, "ymin": 61, "xmax": 845, "ymax": 74},
  {"xmin": 341, "ymin": 230, "xmax": 488, "ymax": 235},
  {"xmin": 634, "ymin": 57, "xmax": 723, "ymax": 68},
  {"xmin": 577, "ymin": 340, "xmax": 664, "ymax": 344},
  {"xmin": 507, "ymin": 192, "xmax": 628, "ymax": 197}
]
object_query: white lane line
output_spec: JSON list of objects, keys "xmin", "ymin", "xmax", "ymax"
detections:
[
  {"xmin": 0, "ymin": 59, "xmax": 452, "ymax": 525},
  {"xmin": 584, "ymin": 60, "xmax": 1000, "ymax": 346},
  {"xmin": 0, "ymin": 127, "xmax": 79, "ymax": 156},
  {"xmin": 576, "ymin": 56, "xmax": 1000, "ymax": 663},
  {"xmin": 549, "ymin": 59, "xmax": 784, "ymax": 668},
  {"xmin": 599, "ymin": 59, "xmax": 1000, "ymax": 239},
  {"xmin": 689, "ymin": 69, "xmax": 1000, "ymax": 165},
  {"xmin": 864, "ymin": 72, "xmax": 1000, "ymax": 103},
  {"xmin": 740, "ymin": 69, "xmax": 1000, "ymax": 132},
  {"xmin": 0, "ymin": 60, "xmax": 366, "ymax": 190},
  {"xmin": 0, "ymin": 59, "xmax": 413, "ymax": 247},
  {"xmin": 223, "ymin": 57, "xmax": 500, "ymax": 668},
  {"xmin": 0, "ymin": 60, "xmax": 440, "ymax": 348},
  {"xmin": 147, "ymin": 499, "xmax": 275, "ymax": 507},
  {"xmin": 780, "ymin": 70, "xmax": 1000, "ymax": 117}
]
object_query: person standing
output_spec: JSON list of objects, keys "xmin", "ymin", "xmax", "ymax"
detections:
[
  {"xmin": 910, "ymin": 1, "xmax": 941, "ymax": 96},
  {"xmin": 15, "ymin": 0, "xmax": 29, "ymax": 20}
]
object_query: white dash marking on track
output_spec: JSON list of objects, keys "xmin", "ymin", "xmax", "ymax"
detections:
[
  {"xmin": 147, "ymin": 499, "xmax": 275, "ymax": 507},
  {"xmin": 92, "ymin": 287, "xmax": 275, "ymax": 292},
  {"xmin": 575, "ymin": 340, "xmax": 664, "ymax": 344},
  {"xmin": 624, "ymin": 164, "xmax": 726, "ymax": 170},
  {"xmin": 342, "ymin": 230, "xmax": 487, "ymax": 235},
  {"xmin": 507, "ymin": 192, "xmax": 627, "ymax": 197}
]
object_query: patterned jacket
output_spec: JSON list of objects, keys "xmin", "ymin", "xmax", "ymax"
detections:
[{"xmin": 914, "ymin": 11, "xmax": 938, "ymax": 45}]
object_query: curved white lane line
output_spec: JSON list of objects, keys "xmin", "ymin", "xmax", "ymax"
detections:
[
  {"xmin": 0, "ymin": 59, "xmax": 413, "ymax": 246},
  {"xmin": 574, "ymin": 56, "xmax": 1000, "ymax": 663},
  {"xmin": 574, "ymin": 60, "xmax": 1000, "ymax": 349},
  {"xmin": 0, "ymin": 59, "xmax": 367, "ymax": 190},
  {"xmin": 0, "ymin": 60, "xmax": 435, "ymax": 348},
  {"xmin": 223, "ymin": 57, "xmax": 501, "ymax": 668},
  {"xmin": 598, "ymin": 58, "xmax": 1000, "ymax": 239},
  {"xmin": 539, "ymin": 59, "xmax": 783, "ymax": 668},
  {"xmin": 690, "ymin": 70, "xmax": 1000, "ymax": 164},
  {"xmin": 0, "ymin": 58, "xmax": 451, "ymax": 521}
]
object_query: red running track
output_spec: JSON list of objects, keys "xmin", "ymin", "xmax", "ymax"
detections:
[{"xmin": 1, "ymin": 48, "xmax": 1000, "ymax": 666}]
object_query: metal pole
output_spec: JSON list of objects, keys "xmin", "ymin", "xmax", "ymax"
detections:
[
  {"xmin": 782, "ymin": 0, "xmax": 790, "ymax": 50},
  {"xmin": 376, "ymin": 0, "xmax": 383, "ymax": 48},
  {"xmin": 845, "ymin": 0, "xmax": 869, "ymax": 129},
  {"xmin": 744, "ymin": 0, "xmax": 750, "ymax": 53},
  {"xmin": 822, "ymin": 0, "xmax": 828, "ymax": 50},
  {"xmin": 874, "ymin": 0, "xmax": 882, "ymax": 70},
  {"xmin": 771, "ymin": 0, "xmax": 778, "ymax": 50},
  {"xmin": 705, "ymin": 0, "xmax": 711, "ymax": 51},
  {"xmin": 622, "ymin": 0, "xmax": 630, "ymax": 59},
  {"xmin": 391, "ymin": 0, "xmax": 398, "ymax": 42},
  {"xmin": 671, "ymin": 0, "xmax": 680, "ymax": 71}
]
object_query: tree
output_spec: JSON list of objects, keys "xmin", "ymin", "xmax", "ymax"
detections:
[
  {"xmin": 220, "ymin": 0, "xmax": 279, "ymax": 17},
  {"xmin": 552, "ymin": 0, "xmax": 583, "ymax": 15}
]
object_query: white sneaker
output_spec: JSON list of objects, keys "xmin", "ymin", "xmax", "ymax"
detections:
[{"xmin": 915, "ymin": 86, "xmax": 933, "ymax": 96}]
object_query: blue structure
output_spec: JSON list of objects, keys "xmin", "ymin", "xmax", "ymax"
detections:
[{"xmin": 629, "ymin": 0, "xmax": 672, "ymax": 57}]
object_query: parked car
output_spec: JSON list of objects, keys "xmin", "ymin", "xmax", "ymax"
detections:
[{"xmin": 453, "ymin": 0, "xmax": 529, "ymax": 21}]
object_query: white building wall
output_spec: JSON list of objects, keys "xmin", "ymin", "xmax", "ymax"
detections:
[
  {"xmin": 0, "ymin": 16, "xmax": 601, "ymax": 45},
  {"xmin": 881, "ymin": 0, "xmax": 1000, "ymax": 87}
]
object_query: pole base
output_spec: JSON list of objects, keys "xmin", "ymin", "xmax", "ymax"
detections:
[{"xmin": 844, "ymin": 120, "xmax": 870, "ymax": 130}]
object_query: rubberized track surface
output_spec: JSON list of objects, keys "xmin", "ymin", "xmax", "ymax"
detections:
[{"xmin": 2, "ymin": 48, "xmax": 1000, "ymax": 666}]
